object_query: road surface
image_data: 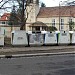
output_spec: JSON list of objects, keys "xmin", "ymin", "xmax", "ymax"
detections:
[{"xmin": 0, "ymin": 54, "xmax": 75, "ymax": 75}]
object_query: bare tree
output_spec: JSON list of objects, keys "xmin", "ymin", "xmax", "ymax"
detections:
[
  {"xmin": 16, "ymin": 0, "xmax": 38, "ymax": 30},
  {"xmin": 17, "ymin": 0, "xmax": 26, "ymax": 30},
  {"xmin": 41, "ymin": 2, "xmax": 46, "ymax": 7},
  {"xmin": 0, "ymin": 0, "xmax": 39, "ymax": 30},
  {"xmin": 0, "ymin": 0, "xmax": 27, "ymax": 30},
  {"xmin": 0, "ymin": 0, "xmax": 18, "ymax": 10},
  {"xmin": 16, "ymin": 0, "xmax": 39, "ymax": 30},
  {"xmin": 61, "ymin": 0, "xmax": 75, "ymax": 6}
]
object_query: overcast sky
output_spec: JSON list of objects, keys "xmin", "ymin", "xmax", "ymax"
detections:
[
  {"xmin": 41, "ymin": 0, "xmax": 74, "ymax": 7},
  {"xmin": 0, "ymin": 0, "xmax": 74, "ymax": 16}
]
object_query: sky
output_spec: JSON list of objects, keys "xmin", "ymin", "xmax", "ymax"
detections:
[
  {"xmin": 0, "ymin": 0, "xmax": 74, "ymax": 16},
  {"xmin": 41, "ymin": 0, "xmax": 74, "ymax": 7}
]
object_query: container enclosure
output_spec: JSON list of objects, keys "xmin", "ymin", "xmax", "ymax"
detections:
[
  {"xmin": 44, "ymin": 31, "xmax": 57, "ymax": 45},
  {"xmin": 28, "ymin": 31, "xmax": 44, "ymax": 46},
  {"xmin": 11, "ymin": 30, "xmax": 28, "ymax": 46},
  {"xmin": 71, "ymin": 31, "xmax": 75, "ymax": 44},
  {"xmin": 58, "ymin": 31, "xmax": 70, "ymax": 45}
]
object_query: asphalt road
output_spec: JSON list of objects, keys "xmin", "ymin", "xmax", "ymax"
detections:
[{"xmin": 0, "ymin": 54, "xmax": 75, "ymax": 75}]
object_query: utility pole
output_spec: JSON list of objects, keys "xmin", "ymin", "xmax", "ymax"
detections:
[
  {"xmin": 59, "ymin": 1, "xmax": 62, "ymax": 31},
  {"xmin": 59, "ymin": 3, "xmax": 60, "ymax": 31}
]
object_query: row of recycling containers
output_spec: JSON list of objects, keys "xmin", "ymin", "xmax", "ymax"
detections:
[
  {"xmin": 1, "ymin": 30, "xmax": 75, "ymax": 46},
  {"xmin": 11, "ymin": 30, "xmax": 75, "ymax": 46}
]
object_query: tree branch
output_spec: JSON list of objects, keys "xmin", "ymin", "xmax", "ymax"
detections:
[
  {"xmin": 0, "ymin": 0, "xmax": 12, "ymax": 8},
  {"xmin": 0, "ymin": 0, "xmax": 3, "ymax": 3}
]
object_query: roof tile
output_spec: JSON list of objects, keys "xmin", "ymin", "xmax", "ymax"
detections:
[
  {"xmin": 37, "ymin": 6, "xmax": 75, "ymax": 18},
  {"xmin": 0, "ymin": 13, "xmax": 10, "ymax": 21}
]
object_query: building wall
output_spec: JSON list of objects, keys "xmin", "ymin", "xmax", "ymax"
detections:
[
  {"xmin": 1, "ymin": 26, "xmax": 20, "ymax": 37},
  {"xmin": 26, "ymin": 0, "xmax": 39, "ymax": 31},
  {"xmin": 36, "ymin": 16, "xmax": 73, "ymax": 31},
  {"xmin": 0, "ymin": 21, "xmax": 8, "ymax": 26},
  {"xmin": 25, "ymin": 1, "xmax": 75, "ymax": 31}
]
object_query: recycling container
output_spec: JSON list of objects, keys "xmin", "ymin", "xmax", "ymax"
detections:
[
  {"xmin": 58, "ymin": 31, "xmax": 70, "ymax": 45},
  {"xmin": 44, "ymin": 31, "xmax": 57, "ymax": 45},
  {"xmin": 28, "ymin": 31, "xmax": 44, "ymax": 46},
  {"xmin": 11, "ymin": 30, "xmax": 28, "ymax": 46},
  {"xmin": 71, "ymin": 31, "xmax": 75, "ymax": 44}
]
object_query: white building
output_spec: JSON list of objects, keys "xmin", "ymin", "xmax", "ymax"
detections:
[{"xmin": 26, "ymin": 0, "xmax": 75, "ymax": 31}]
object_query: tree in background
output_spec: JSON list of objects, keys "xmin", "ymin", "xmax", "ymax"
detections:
[
  {"xmin": 66, "ymin": 1, "xmax": 75, "ymax": 6},
  {"xmin": 41, "ymin": 2, "xmax": 46, "ymax": 7},
  {"xmin": 0, "ymin": 0, "xmax": 19, "ymax": 26},
  {"xmin": 0, "ymin": 0, "xmax": 46, "ymax": 30},
  {"xmin": 0, "ymin": 0, "xmax": 18, "ymax": 13},
  {"xmin": 13, "ymin": 0, "xmax": 40, "ymax": 30},
  {"xmin": 48, "ymin": 26, "xmax": 57, "ymax": 31},
  {"xmin": 69, "ymin": 21, "xmax": 75, "ymax": 31},
  {"xmin": 8, "ymin": 5, "xmax": 19, "ymax": 26},
  {"xmin": 16, "ymin": 0, "xmax": 26, "ymax": 30},
  {"xmin": 66, "ymin": 0, "xmax": 75, "ymax": 31},
  {"xmin": 0, "ymin": 0, "xmax": 33, "ymax": 30}
]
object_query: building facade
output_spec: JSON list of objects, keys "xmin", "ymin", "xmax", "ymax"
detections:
[
  {"xmin": 26, "ymin": 0, "xmax": 75, "ymax": 31},
  {"xmin": 0, "ymin": 13, "xmax": 20, "ymax": 37},
  {"xmin": 1, "ymin": 0, "xmax": 75, "ymax": 31},
  {"xmin": 0, "ymin": 13, "xmax": 10, "ymax": 26}
]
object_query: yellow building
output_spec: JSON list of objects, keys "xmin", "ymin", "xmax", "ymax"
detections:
[{"xmin": 26, "ymin": 0, "xmax": 75, "ymax": 31}]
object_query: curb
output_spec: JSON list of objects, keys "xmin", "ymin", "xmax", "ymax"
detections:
[
  {"xmin": 0, "ymin": 51, "xmax": 75, "ymax": 58},
  {"xmin": 0, "ymin": 47, "xmax": 75, "ymax": 53}
]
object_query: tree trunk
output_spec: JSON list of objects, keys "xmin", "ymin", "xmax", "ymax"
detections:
[
  {"xmin": 20, "ymin": 0, "xmax": 25, "ymax": 30},
  {"xmin": 20, "ymin": 22, "xmax": 26, "ymax": 30}
]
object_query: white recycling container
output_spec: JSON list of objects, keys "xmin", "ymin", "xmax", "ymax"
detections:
[
  {"xmin": 28, "ymin": 31, "xmax": 44, "ymax": 46},
  {"xmin": 58, "ymin": 31, "xmax": 70, "ymax": 45},
  {"xmin": 0, "ymin": 28, "xmax": 4, "ymax": 46},
  {"xmin": 71, "ymin": 31, "xmax": 75, "ymax": 44},
  {"xmin": 44, "ymin": 31, "xmax": 57, "ymax": 45},
  {"xmin": 11, "ymin": 30, "xmax": 28, "ymax": 46}
]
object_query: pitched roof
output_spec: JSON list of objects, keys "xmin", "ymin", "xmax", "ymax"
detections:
[
  {"xmin": 0, "ymin": 13, "xmax": 10, "ymax": 21},
  {"xmin": 29, "ymin": 21, "xmax": 47, "ymax": 27},
  {"xmin": 37, "ymin": 6, "xmax": 75, "ymax": 18}
]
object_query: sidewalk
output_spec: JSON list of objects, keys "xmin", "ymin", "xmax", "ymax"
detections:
[{"xmin": 0, "ymin": 45, "xmax": 75, "ymax": 55}]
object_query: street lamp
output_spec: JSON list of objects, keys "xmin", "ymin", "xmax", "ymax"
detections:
[{"xmin": 59, "ymin": 1, "xmax": 62, "ymax": 31}]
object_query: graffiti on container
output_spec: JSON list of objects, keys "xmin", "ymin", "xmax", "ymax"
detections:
[
  {"xmin": 48, "ymin": 33, "xmax": 54, "ymax": 37},
  {"xmin": 62, "ymin": 33, "xmax": 67, "ymax": 36},
  {"xmin": 17, "ymin": 37, "xmax": 23, "ymax": 40},
  {"xmin": 29, "ymin": 34, "xmax": 43, "ymax": 43}
]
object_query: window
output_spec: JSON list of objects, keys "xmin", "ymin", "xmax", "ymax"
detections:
[
  {"xmin": 52, "ymin": 19, "xmax": 55, "ymax": 27},
  {"xmin": 69, "ymin": 18, "xmax": 72, "ymax": 22},
  {"xmin": 30, "ymin": 0, "xmax": 33, "ymax": 3},
  {"xmin": 27, "ymin": 0, "xmax": 33, "ymax": 4},
  {"xmin": 6, "ymin": 21, "xmax": 8, "ymax": 24},
  {"xmin": 68, "ymin": 17, "xmax": 74, "ymax": 24},
  {"xmin": 2, "ymin": 21, "xmax": 5, "ymax": 24},
  {"xmin": 60, "ymin": 19, "xmax": 64, "ymax": 30}
]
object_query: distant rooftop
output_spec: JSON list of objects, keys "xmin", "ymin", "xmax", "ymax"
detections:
[
  {"xmin": 0, "ymin": 13, "xmax": 10, "ymax": 21},
  {"xmin": 37, "ymin": 6, "xmax": 75, "ymax": 18}
]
